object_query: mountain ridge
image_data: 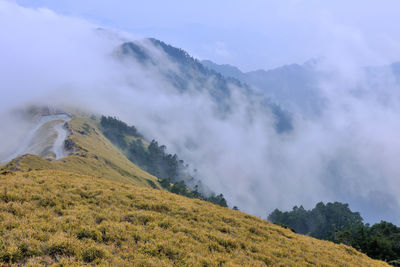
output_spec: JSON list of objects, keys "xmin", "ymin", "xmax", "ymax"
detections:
[{"xmin": 2, "ymin": 112, "xmax": 161, "ymax": 188}]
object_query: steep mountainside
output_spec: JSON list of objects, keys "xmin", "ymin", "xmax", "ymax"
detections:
[{"xmin": 119, "ymin": 38, "xmax": 293, "ymax": 133}]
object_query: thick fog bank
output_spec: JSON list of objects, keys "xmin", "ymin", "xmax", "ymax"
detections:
[{"xmin": 1, "ymin": 2, "xmax": 400, "ymax": 224}]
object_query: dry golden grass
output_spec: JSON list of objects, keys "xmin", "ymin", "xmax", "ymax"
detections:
[
  {"xmin": 0, "ymin": 170, "xmax": 388, "ymax": 266},
  {"xmin": 0, "ymin": 113, "xmax": 389, "ymax": 266},
  {"xmin": 3, "ymin": 116, "xmax": 160, "ymax": 188}
]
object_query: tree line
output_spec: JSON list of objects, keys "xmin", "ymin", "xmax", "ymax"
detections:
[
  {"xmin": 268, "ymin": 202, "xmax": 400, "ymax": 265},
  {"xmin": 100, "ymin": 116, "xmax": 227, "ymax": 207}
]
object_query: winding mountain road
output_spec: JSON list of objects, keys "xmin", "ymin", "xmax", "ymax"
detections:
[{"xmin": 1, "ymin": 114, "xmax": 72, "ymax": 163}]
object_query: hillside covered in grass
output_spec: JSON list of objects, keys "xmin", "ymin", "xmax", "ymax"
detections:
[
  {"xmin": 0, "ymin": 170, "xmax": 389, "ymax": 266},
  {"xmin": 0, "ymin": 112, "xmax": 390, "ymax": 266},
  {"xmin": 2, "ymin": 115, "xmax": 160, "ymax": 189}
]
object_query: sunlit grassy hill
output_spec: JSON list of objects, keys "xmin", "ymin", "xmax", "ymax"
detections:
[
  {"xmin": 0, "ymin": 112, "xmax": 389, "ymax": 266},
  {"xmin": 0, "ymin": 170, "xmax": 389, "ymax": 266},
  {"xmin": 3, "ymin": 115, "xmax": 160, "ymax": 188}
]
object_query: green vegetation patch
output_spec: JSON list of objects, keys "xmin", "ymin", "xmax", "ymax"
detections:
[{"xmin": 269, "ymin": 202, "xmax": 400, "ymax": 263}]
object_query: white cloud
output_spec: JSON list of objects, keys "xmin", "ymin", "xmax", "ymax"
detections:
[{"xmin": 2, "ymin": 1, "xmax": 400, "ymax": 225}]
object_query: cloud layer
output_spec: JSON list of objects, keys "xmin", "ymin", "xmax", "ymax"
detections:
[
  {"xmin": 1, "ymin": 1, "xmax": 400, "ymax": 224},
  {"xmin": 15, "ymin": 0, "xmax": 400, "ymax": 70}
]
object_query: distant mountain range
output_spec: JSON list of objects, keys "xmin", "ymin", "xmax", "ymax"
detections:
[
  {"xmin": 201, "ymin": 59, "xmax": 324, "ymax": 116},
  {"xmin": 202, "ymin": 59, "xmax": 400, "ymax": 117}
]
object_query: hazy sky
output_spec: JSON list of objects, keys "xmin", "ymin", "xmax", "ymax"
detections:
[{"xmin": 14, "ymin": 0, "xmax": 400, "ymax": 71}]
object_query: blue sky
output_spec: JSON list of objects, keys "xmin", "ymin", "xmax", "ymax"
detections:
[{"xmin": 14, "ymin": 0, "xmax": 400, "ymax": 71}]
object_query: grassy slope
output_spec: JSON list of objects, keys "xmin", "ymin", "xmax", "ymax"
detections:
[
  {"xmin": 0, "ymin": 114, "xmax": 389, "ymax": 266},
  {"xmin": 3, "ymin": 116, "xmax": 160, "ymax": 188},
  {"xmin": 0, "ymin": 170, "xmax": 388, "ymax": 266}
]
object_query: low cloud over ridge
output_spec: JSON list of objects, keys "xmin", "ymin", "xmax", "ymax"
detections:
[{"xmin": 1, "ymin": 1, "xmax": 400, "ymax": 224}]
